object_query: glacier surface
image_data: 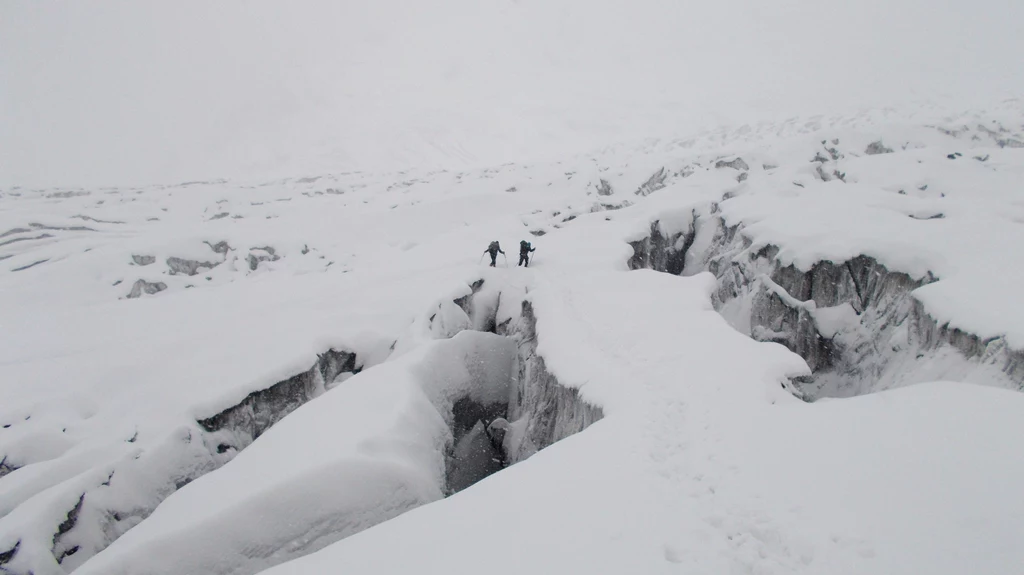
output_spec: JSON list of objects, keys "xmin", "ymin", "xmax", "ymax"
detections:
[{"xmin": 2, "ymin": 2, "xmax": 1024, "ymax": 572}]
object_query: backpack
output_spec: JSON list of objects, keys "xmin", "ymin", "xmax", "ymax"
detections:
[{"xmin": 488, "ymin": 241, "xmax": 499, "ymax": 252}]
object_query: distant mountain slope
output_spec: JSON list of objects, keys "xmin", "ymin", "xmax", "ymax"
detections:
[{"xmin": 3, "ymin": 0, "xmax": 1023, "ymax": 186}]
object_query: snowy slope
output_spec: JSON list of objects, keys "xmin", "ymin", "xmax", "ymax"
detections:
[
  {"xmin": 260, "ymin": 272, "xmax": 1024, "ymax": 575},
  {"xmin": 3, "ymin": 103, "xmax": 1024, "ymax": 574}
]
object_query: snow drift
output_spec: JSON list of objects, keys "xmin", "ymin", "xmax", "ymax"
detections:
[{"xmin": 73, "ymin": 307, "xmax": 602, "ymax": 575}]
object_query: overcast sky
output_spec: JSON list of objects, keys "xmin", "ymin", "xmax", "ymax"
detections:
[{"xmin": 2, "ymin": 0, "xmax": 1022, "ymax": 187}]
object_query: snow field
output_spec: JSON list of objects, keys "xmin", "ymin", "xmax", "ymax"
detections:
[
  {"xmin": 73, "ymin": 331, "xmax": 516, "ymax": 575},
  {"xmin": 262, "ymin": 269, "xmax": 1024, "ymax": 575},
  {"xmin": 1, "ymin": 105, "xmax": 1023, "ymax": 573}
]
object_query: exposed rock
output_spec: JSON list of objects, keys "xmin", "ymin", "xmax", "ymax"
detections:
[
  {"xmin": 0, "ymin": 541, "xmax": 20, "ymax": 567},
  {"xmin": 935, "ymin": 125, "xmax": 967, "ymax": 138},
  {"xmin": 198, "ymin": 350, "xmax": 359, "ymax": 451},
  {"xmin": 175, "ymin": 179, "xmax": 227, "ymax": 187},
  {"xmin": 453, "ymin": 279, "xmax": 486, "ymax": 318},
  {"xmin": 715, "ymin": 157, "xmax": 749, "ymax": 171},
  {"xmin": 167, "ymin": 256, "xmax": 219, "ymax": 276},
  {"xmin": 45, "ymin": 190, "xmax": 90, "ymax": 199},
  {"xmin": 865, "ymin": 141, "xmax": 894, "ymax": 155},
  {"xmin": 126, "ymin": 279, "xmax": 167, "ymax": 298},
  {"xmin": 628, "ymin": 217, "xmax": 694, "ymax": 275},
  {"xmin": 596, "ymin": 179, "xmax": 613, "ymax": 196},
  {"xmin": 131, "ymin": 255, "xmax": 156, "ymax": 266},
  {"xmin": 72, "ymin": 215, "xmax": 125, "ymax": 224},
  {"xmin": 204, "ymin": 240, "xmax": 231, "ymax": 255},
  {"xmin": 635, "ymin": 167, "xmax": 668, "ymax": 196},
  {"xmin": 977, "ymin": 123, "xmax": 1024, "ymax": 148},
  {"xmin": 592, "ymin": 200, "xmax": 632, "ymax": 212},
  {"xmin": 11, "ymin": 259, "xmax": 49, "ymax": 272},
  {"xmin": 247, "ymin": 246, "xmax": 280, "ymax": 271},
  {"xmin": 52, "ymin": 494, "xmax": 85, "ymax": 565},
  {"xmin": 0, "ymin": 233, "xmax": 53, "ymax": 247},
  {"xmin": 0, "ymin": 227, "xmax": 31, "ymax": 239},
  {"xmin": 0, "ymin": 455, "xmax": 19, "ymax": 479},
  {"xmin": 29, "ymin": 222, "xmax": 95, "ymax": 232}
]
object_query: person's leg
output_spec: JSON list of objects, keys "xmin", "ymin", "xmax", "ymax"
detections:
[{"xmin": 490, "ymin": 253, "xmax": 497, "ymax": 267}]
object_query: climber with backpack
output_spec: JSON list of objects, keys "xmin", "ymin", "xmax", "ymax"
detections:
[
  {"xmin": 518, "ymin": 240, "xmax": 536, "ymax": 267},
  {"xmin": 483, "ymin": 240, "xmax": 505, "ymax": 267}
]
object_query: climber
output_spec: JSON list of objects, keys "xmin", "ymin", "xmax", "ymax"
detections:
[
  {"xmin": 484, "ymin": 240, "xmax": 504, "ymax": 267},
  {"xmin": 518, "ymin": 240, "xmax": 536, "ymax": 267}
]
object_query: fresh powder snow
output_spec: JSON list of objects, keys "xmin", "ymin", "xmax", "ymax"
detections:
[{"xmin": 2, "ymin": 2, "xmax": 1024, "ymax": 575}]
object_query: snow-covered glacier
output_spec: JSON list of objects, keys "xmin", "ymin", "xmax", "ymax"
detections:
[
  {"xmin": 3, "ymin": 1, "xmax": 1024, "ymax": 573},
  {"xmin": 3, "ymin": 104, "xmax": 1024, "ymax": 575}
]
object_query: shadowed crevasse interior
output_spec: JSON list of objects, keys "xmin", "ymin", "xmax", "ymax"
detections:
[
  {"xmin": 0, "ymin": 280, "xmax": 605, "ymax": 575},
  {"xmin": 628, "ymin": 211, "xmax": 1024, "ymax": 399},
  {"xmin": 443, "ymin": 292, "xmax": 604, "ymax": 495}
]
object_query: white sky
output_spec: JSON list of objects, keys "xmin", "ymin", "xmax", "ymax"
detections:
[{"xmin": 2, "ymin": 0, "xmax": 1022, "ymax": 187}]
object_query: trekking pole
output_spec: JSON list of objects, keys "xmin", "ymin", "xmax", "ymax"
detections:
[
  {"xmin": 502, "ymin": 253, "xmax": 508, "ymax": 267},
  {"xmin": 478, "ymin": 252, "xmax": 485, "ymax": 264}
]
